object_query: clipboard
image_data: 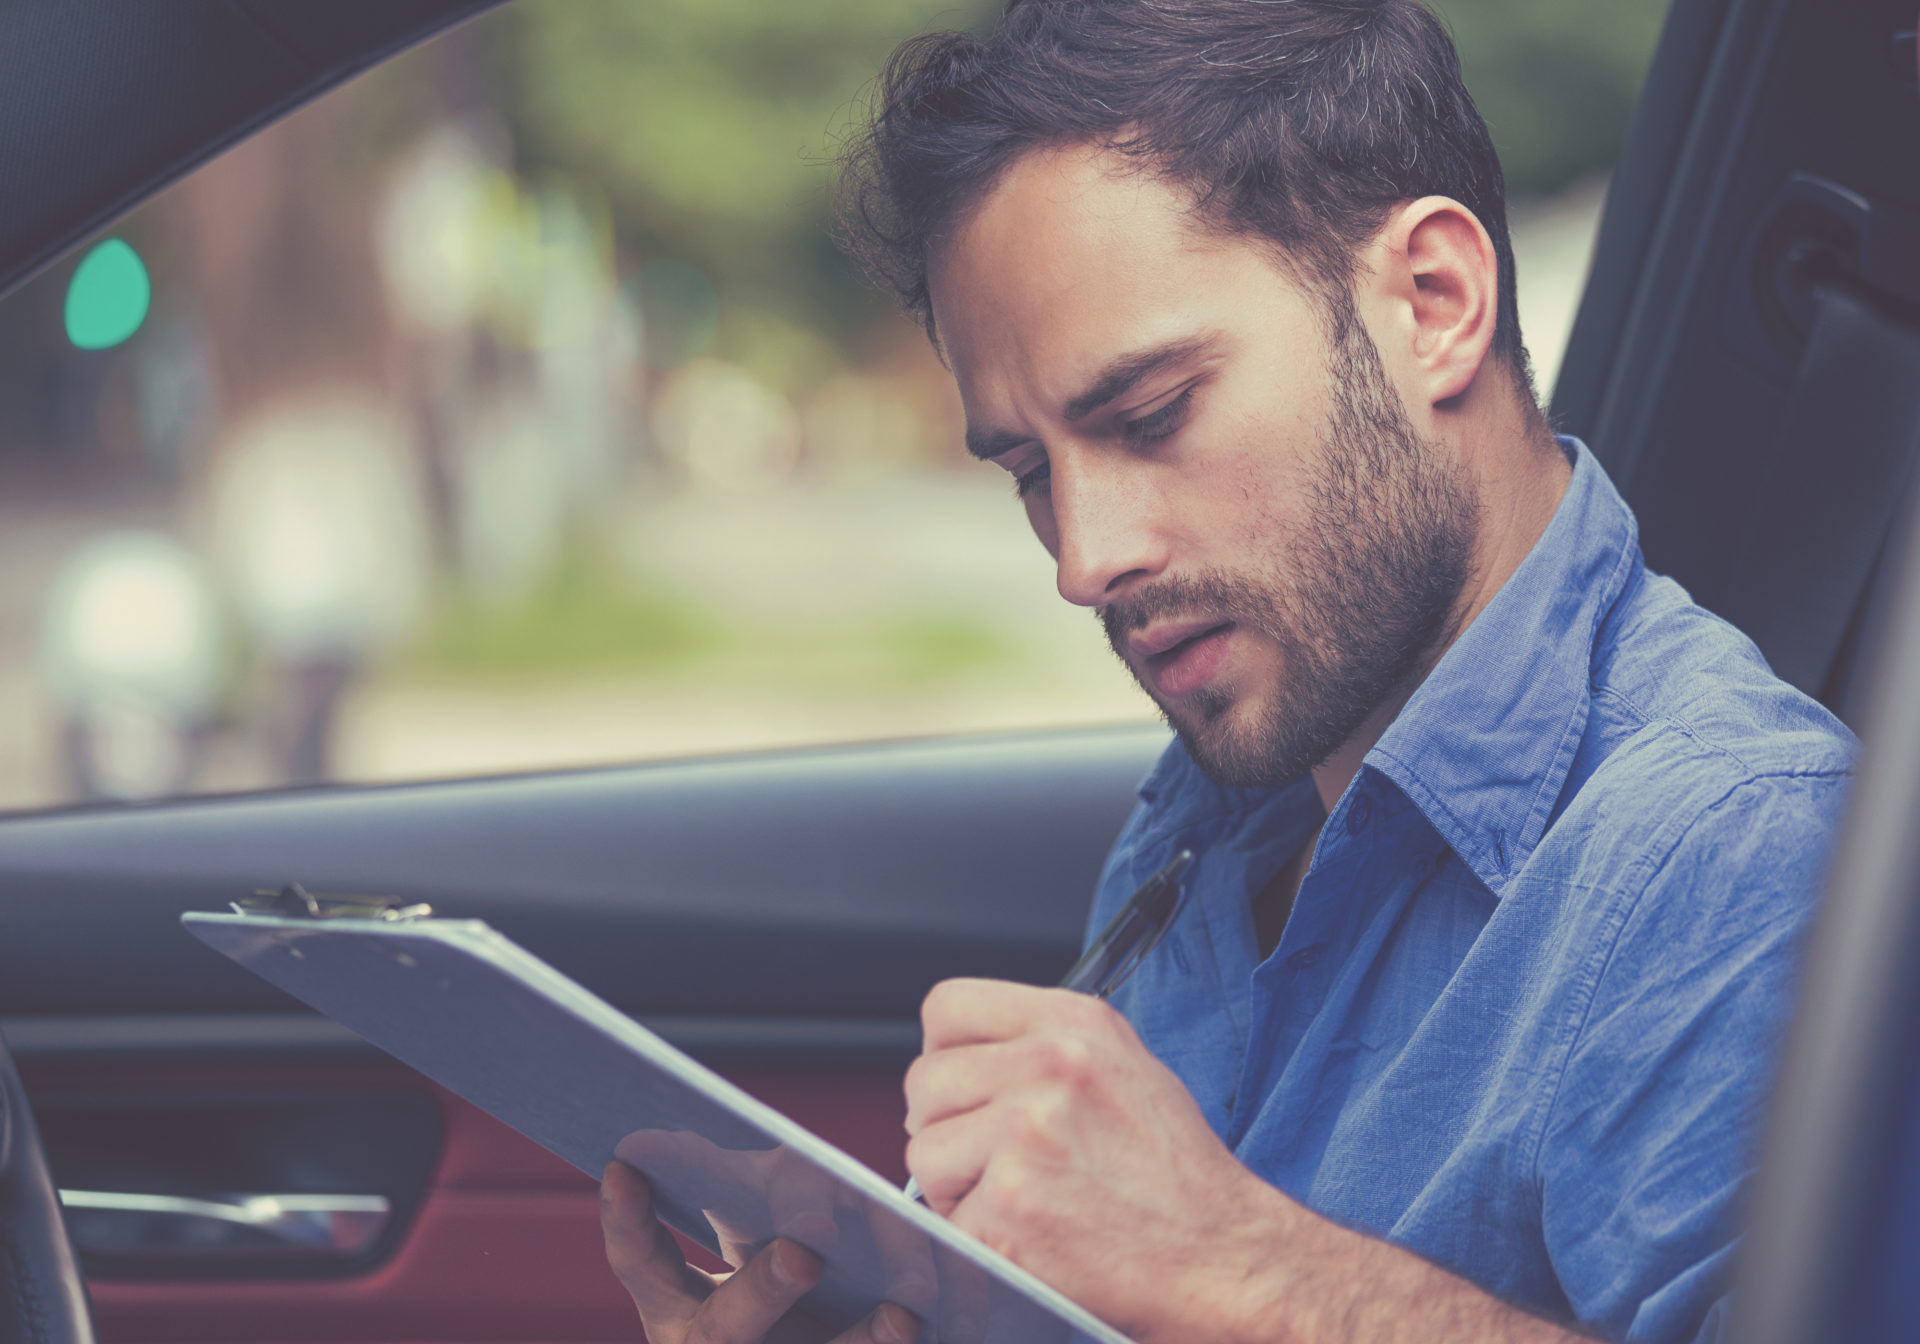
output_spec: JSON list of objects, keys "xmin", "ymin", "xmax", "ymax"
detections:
[{"xmin": 183, "ymin": 901, "xmax": 1128, "ymax": 1344}]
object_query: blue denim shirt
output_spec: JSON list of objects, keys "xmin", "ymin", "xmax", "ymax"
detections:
[{"xmin": 1087, "ymin": 439, "xmax": 1856, "ymax": 1343}]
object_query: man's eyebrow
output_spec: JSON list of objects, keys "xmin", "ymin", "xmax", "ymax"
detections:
[
  {"xmin": 1063, "ymin": 332, "xmax": 1220, "ymax": 424},
  {"xmin": 964, "ymin": 426, "xmax": 1033, "ymax": 461},
  {"xmin": 961, "ymin": 331, "xmax": 1222, "ymax": 462}
]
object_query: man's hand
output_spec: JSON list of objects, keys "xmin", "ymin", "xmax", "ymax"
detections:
[
  {"xmin": 600, "ymin": 1161, "xmax": 918, "ymax": 1344},
  {"xmin": 903, "ymin": 979, "xmax": 1591, "ymax": 1344},
  {"xmin": 904, "ymin": 978, "xmax": 1286, "ymax": 1341}
]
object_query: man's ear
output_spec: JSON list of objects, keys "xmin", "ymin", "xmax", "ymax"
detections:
[{"xmin": 1375, "ymin": 196, "xmax": 1499, "ymax": 408}]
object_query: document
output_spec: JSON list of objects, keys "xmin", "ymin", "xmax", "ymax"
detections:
[{"xmin": 183, "ymin": 910, "xmax": 1127, "ymax": 1344}]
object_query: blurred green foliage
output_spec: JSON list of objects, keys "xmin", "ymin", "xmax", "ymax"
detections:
[
  {"xmin": 420, "ymin": 544, "xmax": 729, "ymax": 678},
  {"xmin": 495, "ymin": 0, "xmax": 997, "ymax": 357},
  {"xmin": 417, "ymin": 541, "xmax": 1013, "ymax": 688},
  {"xmin": 1430, "ymin": 0, "xmax": 1672, "ymax": 197},
  {"xmin": 494, "ymin": 0, "xmax": 1668, "ymax": 375}
]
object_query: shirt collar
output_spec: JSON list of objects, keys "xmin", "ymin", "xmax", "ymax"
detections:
[
  {"xmin": 1365, "ymin": 436, "xmax": 1638, "ymax": 895},
  {"xmin": 1133, "ymin": 437, "xmax": 1639, "ymax": 896}
]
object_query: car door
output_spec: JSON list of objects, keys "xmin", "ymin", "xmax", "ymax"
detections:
[
  {"xmin": 0, "ymin": 2, "xmax": 1170, "ymax": 1340},
  {"xmin": 0, "ymin": 724, "xmax": 1159, "ymax": 1342}
]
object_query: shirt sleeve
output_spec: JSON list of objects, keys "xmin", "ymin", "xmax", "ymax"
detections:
[{"xmin": 1535, "ymin": 769, "xmax": 1852, "ymax": 1344}]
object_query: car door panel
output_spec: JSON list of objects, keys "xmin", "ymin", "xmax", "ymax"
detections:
[
  {"xmin": 0, "ymin": 726, "xmax": 1165, "ymax": 1019},
  {"xmin": 19, "ymin": 1059, "xmax": 907, "ymax": 1344},
  {"xmin": 0, "ymin": 725, "xmax": 1164, "ymax": 1342}
]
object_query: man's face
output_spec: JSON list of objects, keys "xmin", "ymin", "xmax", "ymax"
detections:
[{"xmin": 928, "ymin": 143, "xmax": 1479, "ymax": 788}]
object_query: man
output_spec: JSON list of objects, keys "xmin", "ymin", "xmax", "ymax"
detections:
[{"xmin": 600, "ymin": 2, "xmax": 1856, "ymax": 1340}]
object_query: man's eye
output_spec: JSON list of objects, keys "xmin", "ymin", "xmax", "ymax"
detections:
[
  {"xmin": 1013, "ymin": 459, "xmax": 1052, "ymax": 499},
  {"xmin": 1121, "ymin": 386, "xmax": 1195, "ymax": 446}
]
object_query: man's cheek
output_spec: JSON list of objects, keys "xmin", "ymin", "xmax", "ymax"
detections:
[{"xmin": 1027, "ymin": 494, "xmax": 1060, "ymax": 558}]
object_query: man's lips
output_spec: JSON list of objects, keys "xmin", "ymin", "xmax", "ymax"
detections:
[
  {"xmin": 1129, "ymin": 619, "xmax": 1238, "ymax": 699},
  {"xmin": 1130, "ymin": 617, "xmax": 1234, "ymax": 661}
]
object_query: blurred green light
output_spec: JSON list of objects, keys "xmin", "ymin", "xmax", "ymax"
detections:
[{"xmin": 65, "ymin": 238, "xmax": 151, "ymax": 350}]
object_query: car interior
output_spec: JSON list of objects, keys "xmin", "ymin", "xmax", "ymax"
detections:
[{"xmin": 1, "ymin": 1, "xmax": 1918, "ymax": 1342}]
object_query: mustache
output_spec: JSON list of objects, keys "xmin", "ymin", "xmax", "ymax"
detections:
[{"xmin": 1098, "ymin": 572, "xmax": 1266, "ymax": 651}]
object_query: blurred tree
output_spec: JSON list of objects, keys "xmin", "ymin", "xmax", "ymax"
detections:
[
  {"xmin": 494, "ymin": 0, "xmax": 996, "ymax": 361},
  {"xmin": 482, "ymin": 0, "xmax": 1667, "ymax": 379},
  {"xmin": 1430, "ymin": 0, "xmax": 1672, "ymax": 196}
]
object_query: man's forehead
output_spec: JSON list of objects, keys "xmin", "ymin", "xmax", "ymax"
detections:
[
  {"xmin": 933, "ymin": 142, "xmax": 1211, "ymax": 293},
  {"xmin": 930, "ymin": 146, "xmax": 1227, "ymax": 387}
]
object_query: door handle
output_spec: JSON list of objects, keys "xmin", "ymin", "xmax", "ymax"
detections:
[{"xmin": 59, "ymin": 1189, "xmax": 391, "ymax": 1258}]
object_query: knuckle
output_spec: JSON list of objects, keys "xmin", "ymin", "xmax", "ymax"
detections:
[
  {"xmin": 1068, "ymin": 988, "xmax": 1118, "ymax": 1033},
  {"xmin": 904, "ymin": 1133, "xmax": 956, "ymax": 1204},
  {"xmin": 1033, "ymin": 1031, "xmax": 1094, "ymax": 1083},
  {"xmin": 902, "ymin": 1052, "xmax": 933, "ymax": 1103},
  {"xmin": 1002, "ymin": 1093, "xmax": 1066, "ymax": 1160},
  {"xmin": 960, "ymin": 1163, "xmax": 1025, "ymax": 1254},
  {"xmin": 601, "ymin": 1221, "xmax": 650, "ymax": 1276},
  {"xmin": 903, "ymin": 1129, "xmax": 931, "ymax": 1176},
  {"xmin": 604, "ymin": 1238, "xmax": 641, "ymax": 1280},
  {"xmin": 921, "ymin": 978, "xmax": 963, "ymax": 1032},
  {"xmin": 991, "ymin": 1157, "xmax": 1043, "ymax": 1225},
  {"xmin": 745, "ymin": 1252, "xmax": 791, "ymax": 1308},
  {"xmin": 604, "ymin": 1239, "xmax": 662, "ymax": 1298},
  {"xmin": 1007, "ymin": 1094, "xmax": 1047, "ymax": 1142},
  {"xmin": 921, "ymin": 978, "xmax": 953, "ymax": 1016}
]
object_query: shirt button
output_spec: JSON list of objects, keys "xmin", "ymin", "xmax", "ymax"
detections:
[
  {"xmin": 1346, "ymin": 793, "xmax": 1373, "ymax": 834},
  {"xmin": 1286, "ymin": 943, "xmax": 1325, "ymax": 971}
]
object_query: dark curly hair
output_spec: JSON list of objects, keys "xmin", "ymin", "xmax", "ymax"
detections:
[{"xmin": 837, "ymin": 0, "xmax": 1533, "ymax": 390}]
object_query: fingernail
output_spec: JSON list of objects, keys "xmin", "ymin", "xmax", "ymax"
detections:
[
  {"xmin": 872, "ymin": 1302, "xmax": 917, "ymax": 1344},
  {"xmin": 771, "ymin": 1240, "xmax": 818, "ymax": 1290}
]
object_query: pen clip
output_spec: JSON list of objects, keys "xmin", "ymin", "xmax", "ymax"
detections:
[{"xmin": 231, "ymin": 884, "xmax": 435, "ymax": 922}]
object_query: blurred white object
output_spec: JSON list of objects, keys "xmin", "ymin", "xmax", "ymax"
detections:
[
  {"xmin": 206, "ymin": 394, "xmax": 429, "ymax": 661},
  {"xmin": 38, "ymin": 531, "xmax": 225, "ymax": 799},
  {"xmin": 651, "ymin": 358, "xmax": 800, "ymax": 490},
  {"xmin": 378, "ymin": 123, "xmax": 498, "ymax": 337},
  {"xmin": 205, "ymin": 391, "xmax": 430, "ymax": 782},
  {"xmin": 40, "ymin": 532, "xmax": 223, "ymax": 719}
]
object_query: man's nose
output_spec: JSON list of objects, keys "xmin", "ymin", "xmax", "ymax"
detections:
[{"xmin": 1050, "ymin": 452, "xmax": 1168, "ymax": 607}]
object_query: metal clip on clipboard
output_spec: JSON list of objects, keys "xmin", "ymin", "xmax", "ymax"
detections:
[{"xmin": 231, "ymin": 883, "xmax": 435, "ymax": 922}]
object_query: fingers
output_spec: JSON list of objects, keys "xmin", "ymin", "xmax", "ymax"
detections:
[
  {"xmin": 920, "ymin": 978, "xmax": 1066, "ymax": 1051},
  {"xmin": 862, "ymin": 1202, "xmax": 938, "ymax": 1319},
  {"xmin": 766, "ymin": 1145, "xmax": 842, "ymax": 1252},
  {"xmin": 602, "ymin": 1161, "xmax": 711, "ymax": 1333},
  {"xmin": 906, "ymin": 1032, "xmax": 1103, "ymax": 1135},
  {"xmin": 604, "ymin": 1161, "xmax": 922, "ymax": 1344},
  {"xmin": 831, "ymin": 1302, "xmax": 920, "ymax": 1344},
  {"xmin": 696, "ymin": 1241, "xmax": 920, "ymax": 1344},
  {"xmin": 688, "ymin": 1239, "xmax": 824, "ymax": 1344},
  {"xmin": 904, "ymin": 1041, "xmax": 1001, "ymax": 1136},
  {"xmin": 902, "ymin": 1103, "xmax": 996, "ymax": 1215}
]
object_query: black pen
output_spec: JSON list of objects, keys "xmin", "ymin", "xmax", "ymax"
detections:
[{"xmin": 902, "ymin": 849, "xmax": 1195, "ymax": 1204}]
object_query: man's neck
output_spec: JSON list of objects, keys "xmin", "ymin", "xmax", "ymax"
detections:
[{"xmin": 1308, "ymin": 428, "xmax": 1573, "ymax": 815}]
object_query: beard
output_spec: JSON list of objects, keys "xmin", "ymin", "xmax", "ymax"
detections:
[{"xmin": 1100, "ymin": 307, "xmax": 1481, "ymax": 789}]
